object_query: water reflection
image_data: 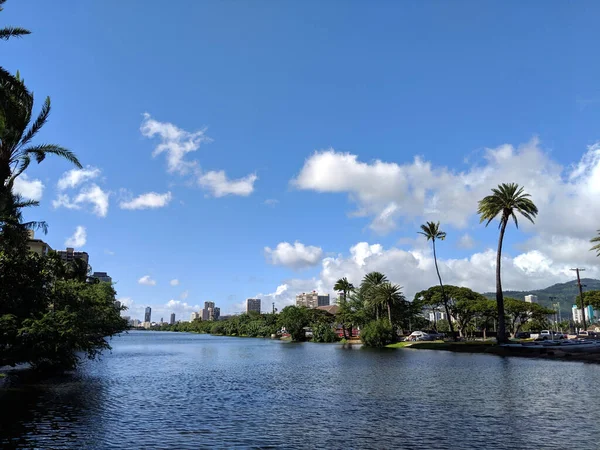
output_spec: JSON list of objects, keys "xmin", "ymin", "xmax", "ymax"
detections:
[{"xmin": 1, "ymin": 331, "xmax": 600, "ymax": 449}]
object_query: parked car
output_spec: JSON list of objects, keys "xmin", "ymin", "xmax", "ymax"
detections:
[
  {"xmin": 407, "ymin": 331, "xmax": 434, "ymax": 341},
  {"xmin": 538, "ymin": 330, "xmax": 566, "ymax": 340},
  {"xmin": 425, "ymin": 330, "xmax": 445, "ymax": 340},
  {"xmin": 578, "ymin": 331, "xmax": 598, "ymax": 338},
  {"xmin": 515, "ymin": 331, "xmax": 530, "ymax": 339}
]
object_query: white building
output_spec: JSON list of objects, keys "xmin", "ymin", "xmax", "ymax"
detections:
[
  {"xmin": 190, "ymin": 312, "xmax": 199, "ymax": 321},
  {"xmin": 524, "ymin": 295, "xmax": 538, "ymax": 304},
  {"xmin": 428, "ymin": 311, "xmax": 448, "ymax": 322},
  {"xmin": 572, "ymin": 305, "xmax": 597, "ymax": 324},
  {"xmin": 296, "ymin": 291, "xmax": 330, "ymax": 308}
]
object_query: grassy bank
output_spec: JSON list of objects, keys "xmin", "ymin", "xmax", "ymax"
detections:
[{"xmin": 386, "ymin": 340, "xmax": 496, "ymax": 351}]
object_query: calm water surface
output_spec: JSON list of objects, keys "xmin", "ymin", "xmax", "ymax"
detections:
[{"xmin": 2, "ymin": 331, "xmax": 600, "ymax": 449}]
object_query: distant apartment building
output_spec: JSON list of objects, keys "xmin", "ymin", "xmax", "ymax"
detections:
[
  {"xmin": 524, "ymin": 295, "xmax": 538, "ymax": 304},
  {"xmin": 428, "ymin": 311, "xmax": 448, "ymax": 322},
  {"xmin": 170, "ymin": 313, "xmax": 176, "ymax": 325},
  {"xmin": 92, "ymin": 271, "xmax": 112, "ymax": 283},
  {"xmin": 57, "ymin": 247, "xmax": 89, "ymax": 265},
  {"xmin": 191, "ymin": 312, "xmax": 199, "ymax": 321},
  {"xmin": 202, "ymin": 301, "xmax": 219, "ymax": 321},
  {"xmin": 246, "ymin": 298, "xmax": 261, "ymax": 314},
  {"xmin": 26, "ymin": 230, "xmax": 53, "ymax": 256},
  {"xmin": 145, "ymin": 307, "xmax": 152, "ymax": 323},
  {"xmin": 296, "ymin": 291, "xmax": 330, "ymax": 308},
  {"xmin": 572, "ymin": 304, "xmax": 597, "ymax": 324}
]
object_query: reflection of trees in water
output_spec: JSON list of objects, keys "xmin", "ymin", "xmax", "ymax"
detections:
[{"xmin": 0, "ymin": 369, "xmax": 106, "ymax": 448}]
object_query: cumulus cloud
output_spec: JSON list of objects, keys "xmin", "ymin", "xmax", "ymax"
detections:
[
  {"xmin": 292, "ymin": 139, "xmax": 600, "ymax": 241},
  {"xmin": 120, "ymin": 191, "xmax": 172, "ymax": 210},
  {"xmin": 13, "ymin": 174, "xmax": 44, "ymax": 201},
  {"xmin": 138, "ymin": 275, "xmax": 157, "ymax": 286},
  {"xmin": 53, "ymin": 183, "xmax": 109, "ymax": 217},
  {"xmin": 57, "ymin": 167, "xmax": 101, "ymax": 190},
  {"xmin": 65, "ymin": 226, "xmax": 87, "ymax": 248},
  {"xmin": 264, "ymin": 241, "xmax": 324, "ymax": 270},
  {"xmin": 165, "ymin": 300, "xmax": 201, "ymax": 320},
  {"xmin": 197, "ymin": 170, "xmax": 257, "ymax": 197},
  {"xmin": 170, "ymin": 279, "xmax": 179, "ymax": 286}
]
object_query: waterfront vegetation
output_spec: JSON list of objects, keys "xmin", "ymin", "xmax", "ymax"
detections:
[{"xmin": 0, "ymin": 8, "xmax": 128, "ymax": 373}]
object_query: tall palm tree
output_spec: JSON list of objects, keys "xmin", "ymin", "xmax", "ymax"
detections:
[
  {"xmin": 590, "ymin": 230, "xmax": 600, "ymax": 257},
  {"xmin": 418, "ymin": 221, "xmax": 455, "ymax": 339},
  {"xmin": 376, "ymin": 282, "xmax": 405, "ymax": 323},
  {"xmin": 334, "ymin": 277, "xmax": 355, "ymax": 338},
  {"xmin": 361, "ymin": 272, "xmax": 388, "ymax": 320},
  {"xmin": 478, "ymin": 183, "xmax": 538, "ymax": 344},
  {"xmin": 334, "ymin": 277, "xmax": 354, "ymax": 303},
  {"xmin": 65, "ymin": 258, "xmax": 91, "ymax": 283}
]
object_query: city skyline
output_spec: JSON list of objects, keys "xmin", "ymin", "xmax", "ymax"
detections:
[{"xmin": 5, "ymin": 1, "xmax": 600, "ymax": 322}]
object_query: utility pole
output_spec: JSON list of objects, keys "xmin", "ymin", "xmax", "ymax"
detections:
[
  {"xmin": 272, "ymin": 302, "xmax": 275, "ymax": 314},
  {"xmin": 571, "ymin": 268, "xmax": 587, "ymax": 331},
  {"xmin": 549, "ymin": 296, "xmax": 558, "ymax": 330}
]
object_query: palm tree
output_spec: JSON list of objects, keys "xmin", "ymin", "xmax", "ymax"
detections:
[
  {"xmin": 361, "ymin": 272, "xmax": 388, "ymax": 320},
  {"xmin": 590, "ymin": 230, "xmax": 600, "ymax": 257},
  {"xmin": 334, "ymin": 277, "xmax": 355, "ymax": 338},
  {"xmin": 65, "ymin": 258, "xmax": 91, "ymax": 283},
  {"xmin": 0, "ymin": 1, "xmax": 31, "ymax": 41},
  {"xmin": 418, "ymin": 221, "xmax": 455, "ymax": 339},
  {"xmin": 1, "ymin": 73, "xmax": 81, "ymax": 192},
  {"xmin": 376, "ymin": 282, "xmax": 405, "ymax": 323},
  {"xmin": 477, "ymin": 183, "xmax": 538, "ymax": 344}
]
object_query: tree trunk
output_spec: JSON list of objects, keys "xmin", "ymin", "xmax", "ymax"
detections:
[
  {"xmin": 387, "ymin": 301, "xmax": 392, "ymax": 323},
  {"xmin": 433, "ymin": 240, "xmax": 455, "ymax": 341},
  {"xmin": 496, "ymin": 216, "xmax": 509, "ymax": 344}
]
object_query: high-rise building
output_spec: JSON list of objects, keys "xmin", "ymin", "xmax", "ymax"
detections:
[
  {"xmin": 92, "ymin": 271, "xmax": 112, "ymax": 283},
  {"xmin": 26, "ymin": 230, "xmax": 53, "ymax": 256},
  {"xmin": 191, "ymin": 312, "xmax": 199, "ymax": 321},
  {"xmin": 572, "ymin": 304, "xmax": 596, "ymax": 324},
  {"xmin": 296, "ymin": 291, "xmax": 330, "ymax": 309},
  {"xmin": 213, "ymin": 307, "xmax": 220, "ymax": 321},
  {"xmin": 524, "ymin": 295, "xmax": 538, "ymax": 304},
  {"xmin": 145, "ymin": 306, "xmax": 152, "ymax": 323},
  {"xmin": 202, "ymin": 301, "xmax": 215, "ymax": 320},
  {"xmin": 170, "ymin": 313, "xmax": 176, "ymax": 325},
  {"xmin": 246, "ymin": 298, "xmax": 261, "ymax": 314},
  {"xmin": 57, "ymin": 247, "xmax": 89, "ymax": 265}
]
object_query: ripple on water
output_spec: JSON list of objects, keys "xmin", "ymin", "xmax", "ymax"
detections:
[{"xmin": 2, "ymin": 332, "xmax": 600, "ymax": 449}]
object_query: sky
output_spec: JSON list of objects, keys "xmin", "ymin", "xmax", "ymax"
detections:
[{"xmin": 4, "ymin": 1, "xmax": 600, "ymax": 322}]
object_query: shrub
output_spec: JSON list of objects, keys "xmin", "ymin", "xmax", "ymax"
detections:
[
  {"xmin": 312, "ymin": 322, "xmax": 338, "ymax": 343},
  {"xmin": 360, "ymin": 320, "xmax": 394, "ymax": 347},
  {"xmin": 210, "ymin": 322, "xmax": 225, "ymax": 335}
]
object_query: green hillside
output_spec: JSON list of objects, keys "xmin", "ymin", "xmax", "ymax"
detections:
[{"xmin": 483, "ymin": 278, "xmax": 600, "ymax": 318}]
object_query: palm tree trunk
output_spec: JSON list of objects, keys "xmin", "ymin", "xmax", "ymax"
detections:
[
  {"xmin": 387, "ymin": 301, "xmax": 392, "ymax": 323},
  {"xmin": 496, "ymin": 216, "xmax": 508, "ymax": 344},
  {"xmin": 433, "ymin": 240, "xmax": 455, "ymax": 340}
]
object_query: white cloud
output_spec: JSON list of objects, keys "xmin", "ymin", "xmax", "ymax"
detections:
[
  {"xmin": 13, "ymin": 174, "xmax": 44, "ymax": 201},
  {"xmin": 104, "ymin": 249, "xmax": 115, "ymax": 256},
  {"xmin": 65, "ymin": 226, "xmax": 87, "ymax": 248},
  {"xmin": 170, "ymin": 279, "xmax": 179, "ymax": 286},
  {"xmin": 180, "ymin": 290, "xmax": 189, "ymax": 300},
  {"xmin": 57, "ymin": 166, "xmax": 101, "ymax": 190},
  {"xmin": 264, "ymin": 241, "xmax": 323, "ymax": 270},
  {"xmin": 138, "ymin": 275, "xmax": 157, "ymax": 286},
  {"xmin": 457, "ymin": 233, "xmax": 476, "ymax": 250},
  {"xmin": 292, "ymin": 139, "xmax": 600, "ymax": 241},
  {"xmin": 53, "ymin": 183, "xmax": 109, "ymax": 217},
  {"xmin": 165, "ymin": 300, "xmax": 201, "ymax": 320},
  {"xmin": 264, "ymin": 199, "xmax": 279, "ymax": 206},
  {"xmin": 140, "ymin": 113, "xmax": 211, "ymax": 174},
  {"xmin": 120, "ymin": 191, "xmax": 172, "ymax": 210},
  {"xmin": 197, "ymin": 170, "xmax": 257, "ymax": 197}
]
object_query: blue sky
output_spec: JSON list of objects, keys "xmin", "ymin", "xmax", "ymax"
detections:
[{"xmin": 4, "ymin": 1, "xmax": 600, "ymax": 321}]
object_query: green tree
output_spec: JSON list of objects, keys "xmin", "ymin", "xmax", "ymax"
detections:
[
  {"xmin": 360, "ymin": 320, "xmax": 394, "ymax": 347},
  {"xmin": 418, "ymin": 221, "xmax": 455, "ymax": 339},
  {"xmin": 583, "ymin": 290, "xmax": 600, "ymax": 310},
  {"xmin": 0, "ymin": 1, "xmax": 30, "ymax": 41},
  {"xmin": 334, "ymin": 277, "xmax": 355, "ymax": 338},
  {"xmin": 360, "ymin": 272, "xmax": 388, "ymax": 321},
  {"xmin": 278, "ymin": 306, "xmax": 311, "ymax": 341},
  {"xmin": 375, "ymin": 282, "xmax": 405, "ymax": 324},
  {"xmin": 477, "ymin": 183, "xmax": 538, "ymax": 343},
  {"xmin": 312, "ymin": 322, "xmax": 338, "ymax": 343}
]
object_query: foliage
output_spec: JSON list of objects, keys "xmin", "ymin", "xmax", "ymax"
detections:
[
  {"xmin": 477, "ymin": 183, "xmax": 538, "ymax": 343},
  {"xmin": 504, "ymin": 297, "xmax": 554, "ymax": 336},
  {"xmin": 591, "ymin": 230, "xmax": 600, "ymax": 258},
  {"xmin": 312, "ymin": 322, "xmax": 338, "ymax": 343},
  {"xmin": 360, "ymin": 320, "xmax": 395, "ymax": 347},
  {"xmin": 583, "ymin": 290, "xmax": 600, "ymax": 310}
]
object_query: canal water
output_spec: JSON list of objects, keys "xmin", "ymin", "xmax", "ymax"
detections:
[{"xmin": 1, "ymin": 331, "xmax": 599, "ymax": 449}]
